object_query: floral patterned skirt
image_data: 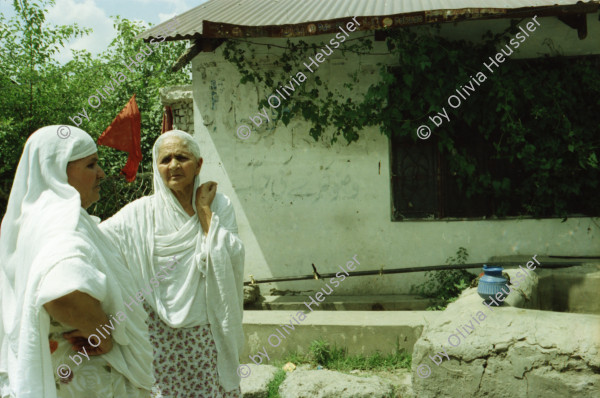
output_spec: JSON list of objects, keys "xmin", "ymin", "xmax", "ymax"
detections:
[
  {"xmin": 146, "ymin": 309, "xmax": 241, "ymax": 398},
  {"xmin": 49, "ymin": 318, "xmax": 150, "ymax": 398}
]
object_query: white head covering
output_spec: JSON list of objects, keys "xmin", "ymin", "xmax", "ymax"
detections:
[
  {"xmin": 148, "ymin": 130, "xmax": 207, "ymax": 324},
  {"xmin": 100, "ymin": 129, "xmax": 245, "ymax": 391},
  {"xmin": 151, "ymin": 129, "xmax": 202, "ymax": 232},
  {"xmin": 1, "ymin": 126, "xmax": 96, "ymax": 340},
  {"xmin": 151, "ymin": 130, "xmax": 244, "ymax": 390},
  {"xmin": 0, "ymin": 126, "xmax": 153, "ymax": 397}
]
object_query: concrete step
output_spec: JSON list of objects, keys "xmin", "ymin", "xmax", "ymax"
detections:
[
  {"xmin": 241, "ymin": 310, "xmax": 436, "ymax": 362},
  {"xmin": 248, "ymin": 294, "xmax": 432, "ymax": 311}
]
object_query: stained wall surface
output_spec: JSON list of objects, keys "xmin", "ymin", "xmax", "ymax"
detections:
[{"xmin": 188, "ymin": 13, "xmax": 600, "ymax": 293}]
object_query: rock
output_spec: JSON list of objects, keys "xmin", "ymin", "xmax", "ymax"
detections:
[
  {"xmin": 356, "ymin": 368, "xmax": 414, "ymax": 398},
  {"xmin": 411, "ymin": 275, "xmax": 600, "ymax": 398},
  {"xmin": 279, "ymin": 369, "xmax": 394, "ymax": 398},
  {"xmin": 244, "ymin": 285, "xmax": 261, "ymax": 305},
  {"xmin": 283, "ymin": 362, "xmax": 296, "ymax": 372},
  {"xmin": 240, "ymin": 364, "xmax": 279, "ymax": 398}
]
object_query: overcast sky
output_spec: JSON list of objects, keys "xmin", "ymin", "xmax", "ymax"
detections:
[{"xmin": 0, "ymin": 0, "xmax": 208, "ymax": 63}]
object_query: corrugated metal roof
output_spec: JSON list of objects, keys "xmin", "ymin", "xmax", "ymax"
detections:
[{"xmin": 139, "ymin": 0, "xmax": 599, "ymax": 41}]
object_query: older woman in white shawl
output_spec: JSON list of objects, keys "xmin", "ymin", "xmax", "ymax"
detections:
[
  {"xmin": 100, "ymin": 130, "xmax": 245, "ymax": 397},
  {"xmin": 0, "ymin": 126, "xmax": 154, "ymax": 398}
]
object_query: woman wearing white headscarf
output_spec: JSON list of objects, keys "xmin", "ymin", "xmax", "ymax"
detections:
[
  {"xmin": 100, "ymin": 130, "xmax": 244, "ymax": 397},
  {"xmin": 0, "ymin": 126, "xmax": 154, "ymax": 398}
]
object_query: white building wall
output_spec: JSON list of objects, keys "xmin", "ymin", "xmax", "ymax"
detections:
[{"xmin": 190, "ymin": 13, "xmax": 600, "ymax": 294}]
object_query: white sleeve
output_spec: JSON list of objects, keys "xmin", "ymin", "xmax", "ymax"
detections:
[
  {"xmin": 36, "ymin": 256, "xmax": 107, "ymax": 307},
  {"xmin": 206, "ymin": 195, "xmax": 245, "ymax": 313},
  {"xmin": 211, "ymin": 193, "xmax": 238, "ymax": 234}
]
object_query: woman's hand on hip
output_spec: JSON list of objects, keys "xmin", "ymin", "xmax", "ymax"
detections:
[
  {"xmin": 63, "ymin": 329, "xmax": 113, "ymax": 355},
  {"xmin": 44, "ymin": 290, "xmax": 114, "ymax": 355}
]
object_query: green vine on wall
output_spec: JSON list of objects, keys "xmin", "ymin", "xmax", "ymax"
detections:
[
  {"xmin": 222, "ymin": 23, "xmax": 600, "ymax": 218},
  {"xmin": 222, "ymin": 35, "xmax": 375, "ymax": 142}
]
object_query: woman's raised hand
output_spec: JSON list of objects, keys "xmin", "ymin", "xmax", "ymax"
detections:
[
  {"xmin": 195, "ymin": 181, "xmax": 217, "ymax": 235},
  {"xmin": 196, "ymin": 181, "xmax": 217, "ymax": 209}
]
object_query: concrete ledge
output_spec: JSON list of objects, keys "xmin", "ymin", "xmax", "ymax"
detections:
[
  {"xmin": 242, "ymin": 310, "xmax": 433, "ymax": 361},
  {"xmin": 537, "ymin": 263, "xmax": 600, "ymax": 314},
  {"xmin": 253, "ymin": 294, "xmax": 431, "ymax": 311},
  {"xmin": 412, "ymin": 284, "xmax": 600, "ymax": 397}
]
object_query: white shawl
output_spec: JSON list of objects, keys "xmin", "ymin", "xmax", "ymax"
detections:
[
  {"xmin": 0, "ymin": 126, "xmax": 153, "ymax": 398},
  {"xmin": 100, "ymin": 130, "xmax": 245, "ymax": 391}
]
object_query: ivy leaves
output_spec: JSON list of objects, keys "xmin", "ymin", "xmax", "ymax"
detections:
[{"xmin": 222, "ymin": 26, "xmax": 599, "ymax": 217}]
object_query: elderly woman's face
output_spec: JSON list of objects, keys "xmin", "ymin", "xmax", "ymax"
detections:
[
  {"xmin": 66, "ymin": 153, "xmax": 105, "ymax": 209},
  {"xmin": 157, "ymin": 137, "xmax": 202, "ymax": 192}
]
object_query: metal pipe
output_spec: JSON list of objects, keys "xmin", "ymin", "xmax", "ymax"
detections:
[
  {"xmin": 243, "ymin": 261, "xmax": 585, "ymax": 286},
  {"xmin": 549, "ymin": 255, "xmax": 600, "ymax": 259}
]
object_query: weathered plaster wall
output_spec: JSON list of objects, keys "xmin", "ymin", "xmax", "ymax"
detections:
[{"xmin": 189, "ymin": 13, "xmax": 600, "ymax": 294}]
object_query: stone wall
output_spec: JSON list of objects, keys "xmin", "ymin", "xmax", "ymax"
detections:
[{"xmin": 159, "ymin": 85, "xmax": 193, "ymax": 134}]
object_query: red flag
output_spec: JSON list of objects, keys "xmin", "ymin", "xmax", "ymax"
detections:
[{"xmin": 98, "ymin": 94, "xmax": 142, "ymax": 182}]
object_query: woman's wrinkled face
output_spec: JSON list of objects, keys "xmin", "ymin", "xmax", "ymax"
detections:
[
  {"xmin": 66, "ymin": 153, "xmax": 105, "ymax": 209},
  {"xmin": 157, "ymin": 137, "xmax": 202, "ymax": 192}
]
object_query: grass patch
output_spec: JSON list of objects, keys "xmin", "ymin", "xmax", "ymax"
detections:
[
  {"xmin": 266, "ymin": 369, "xmax": 286, "ymax": 398},
  {"xmin": 273, "ymin": 339, "xmax": 411, "ymax": 373}
]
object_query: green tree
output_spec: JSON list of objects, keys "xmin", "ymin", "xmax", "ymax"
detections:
[
  {"xmin": 1, "ymin": 0, "xmax": 91, "ymax": 182},
  {"xmin": 0, "ymin": 0, "xmax": 191, "ymax": 218}
]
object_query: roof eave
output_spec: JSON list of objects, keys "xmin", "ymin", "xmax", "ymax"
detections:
[{"xmin": 140, "ymin": 1, "xmax": 599, "ymax": 42}]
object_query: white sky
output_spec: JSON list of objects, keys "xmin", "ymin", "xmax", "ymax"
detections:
[{"xmin": 0, "ymin": 0, "xmax": 208, "ymax": 63}]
